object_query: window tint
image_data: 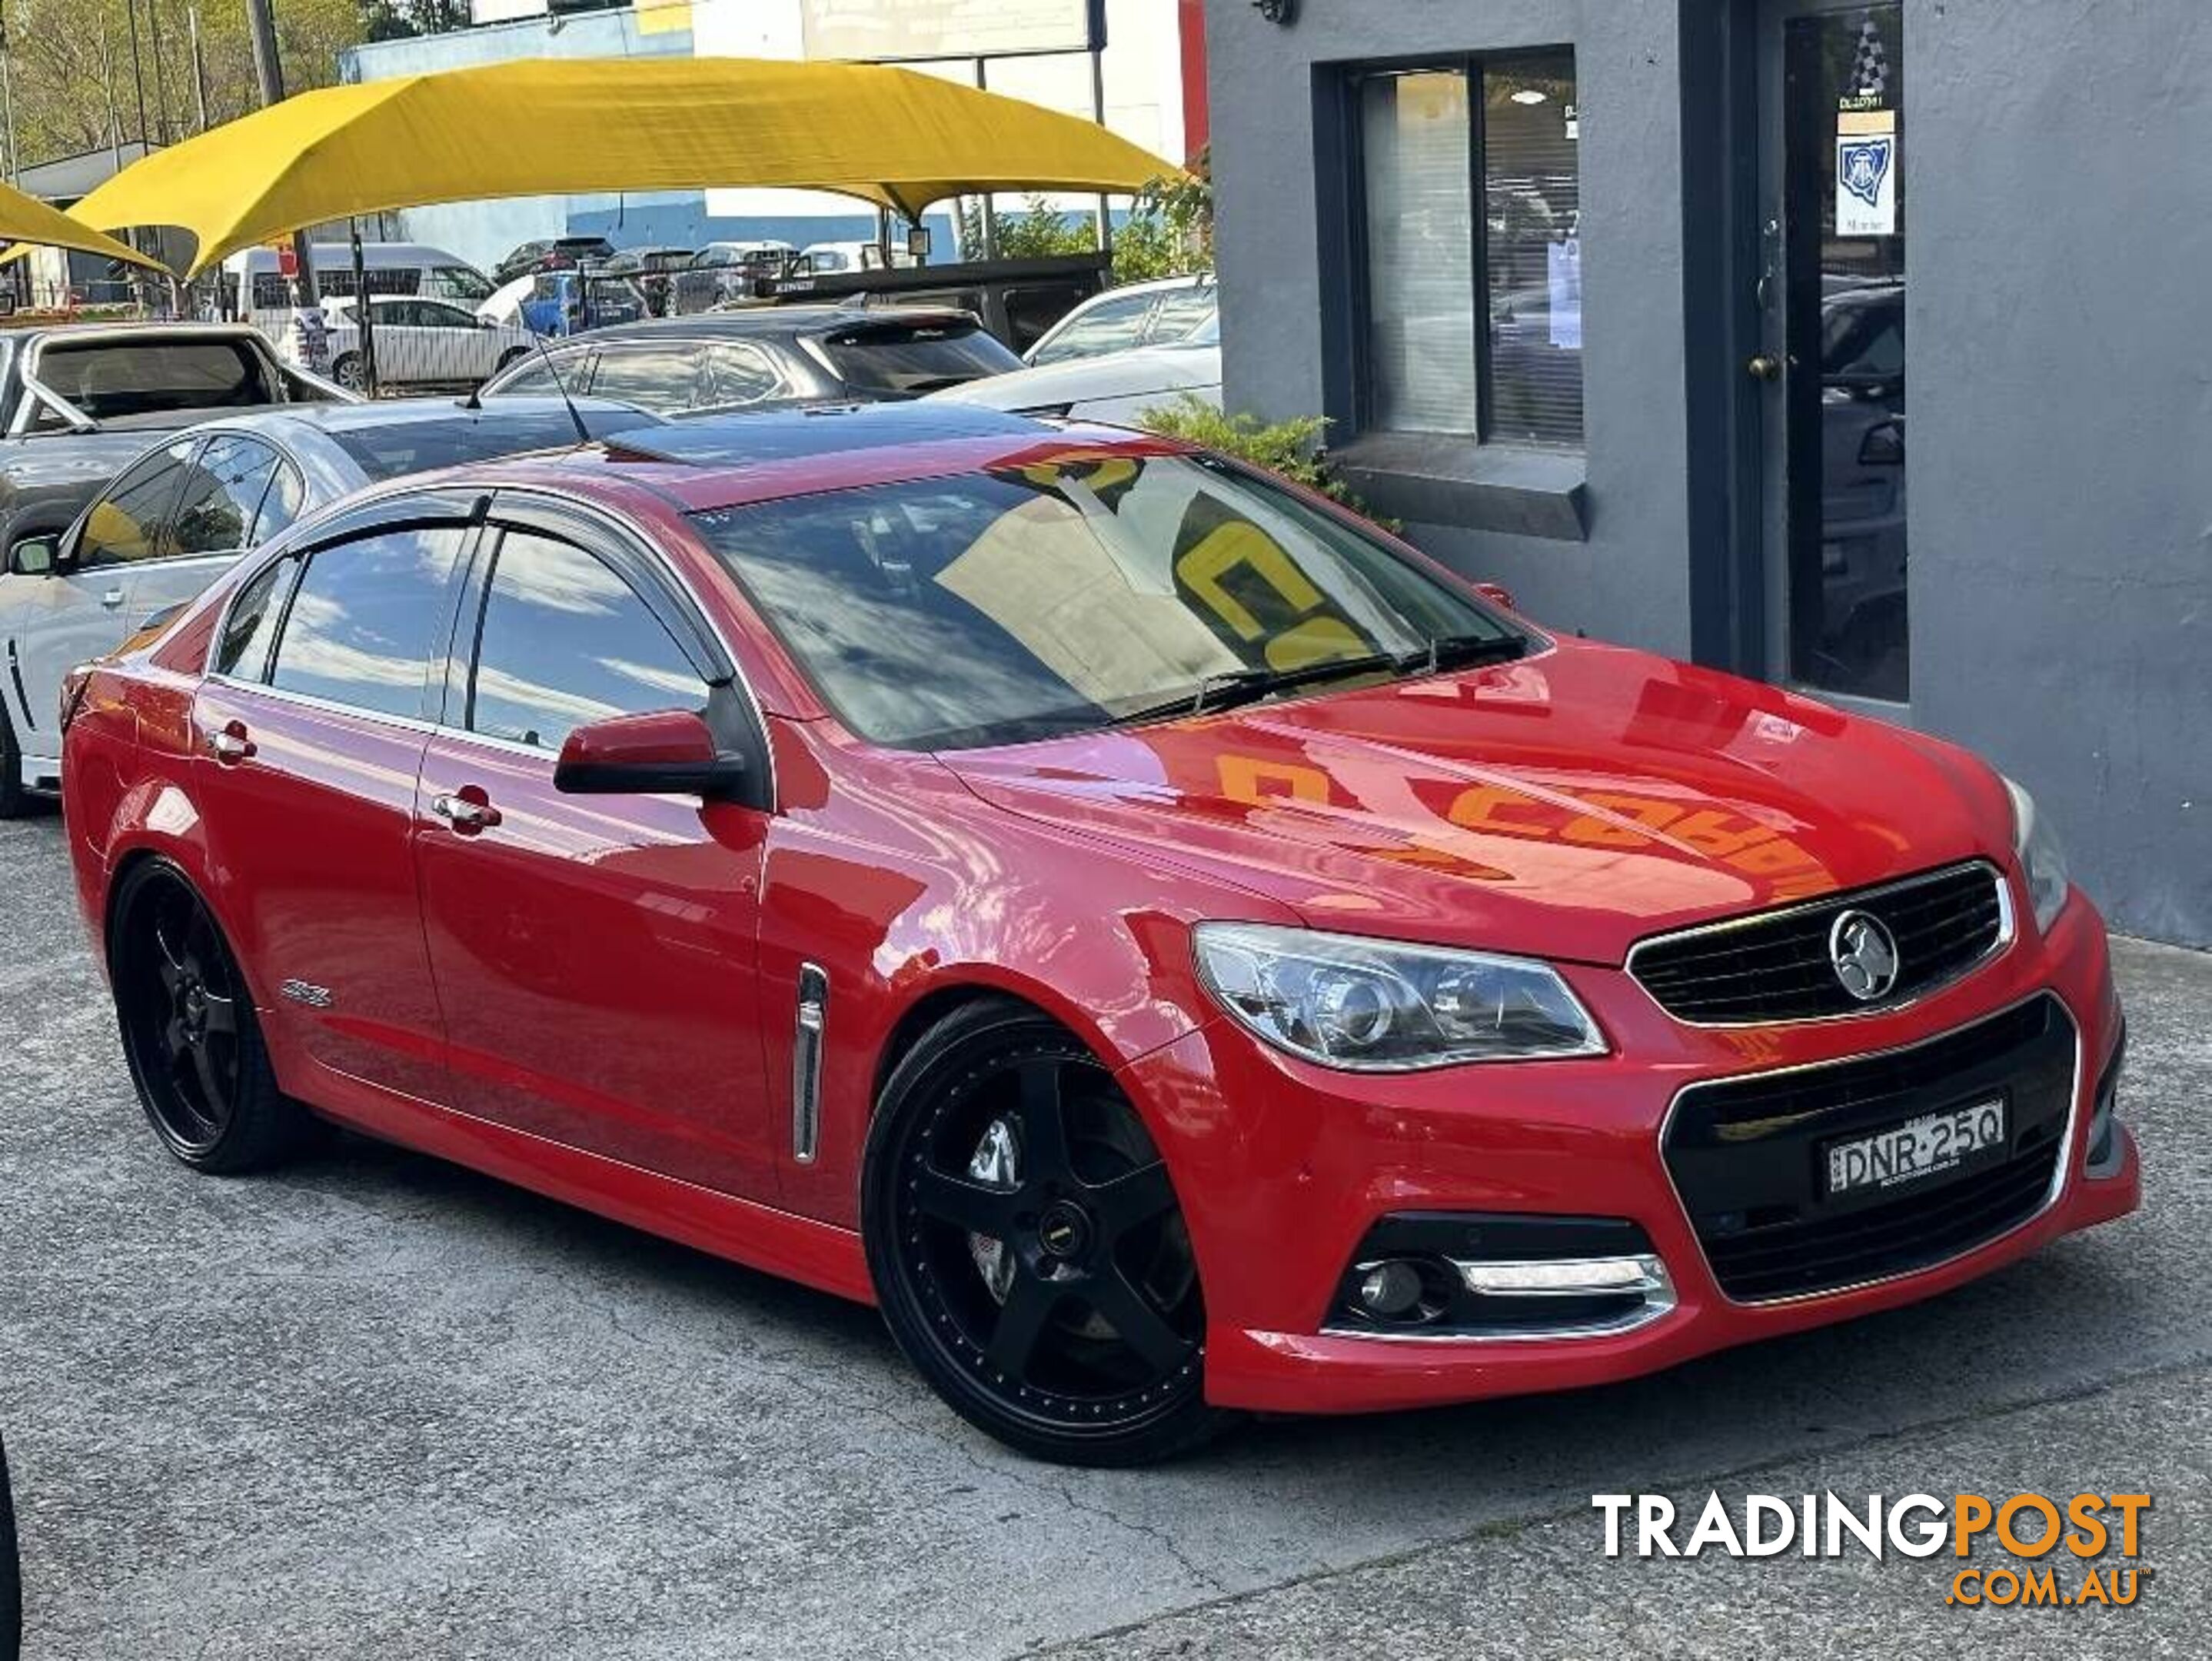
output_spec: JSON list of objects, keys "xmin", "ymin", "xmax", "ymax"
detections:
[
  {"xmin": 700, "ymin": 343, "xmax": 787, "ymax": 408},
  {"xmin": 254, "ymin": 461, "xmax": 308, "ymax": 544},
  {"xmin": 39, "ymin": 341, "xmax": 274, "ymax": 420},
  {"xmin": 215, "ymin": 554, "xmax": 301, "ymax": 681},
  {"xmin": 168, "ymin": 437, "xmax": 284, "ymax": 557},
  {"xmin": 1146, "ymin": 286, "xmax": 1219, "ymax": 345},
  {"xmin": 819, "ymin": 321, "xmax": 1023, "ymax": 395},
  {"xmin": 468, "ymin": 531, "xmax": 704, "ymax": 752},
  {"xmin": 78, "ymin": 441, "xmax": 194, "ymax": 567},
  {"xmin": 1031, "ymin": 292, "xmax": 1155, "ymax": 365},
  {"xmin": 586, "ymin": 345, "xmax": 705, "ymax": 413},
  {"xmin": 482, "ymin": 355, "xmax": 577, "ymax": 399},
  {"xmin": 268, "ymin": 526, "xmax": 467, "ymax": 719},
  {"xmin": 692, "ymin": 454, "xmax": 1512, "ymax": 751}
]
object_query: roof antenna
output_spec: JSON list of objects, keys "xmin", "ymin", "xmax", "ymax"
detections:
[{"xmin": 507, "ymin": 315, "xmax": 592, "ymax": 446}]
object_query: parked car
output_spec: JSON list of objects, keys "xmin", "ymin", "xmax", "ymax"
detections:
[
  {"xmin": 0, "ymin": 396, "xmax": 657, "ymax": 814},
  {"xmin": 492, "ymin": 235, "xmax": 616, "ymax": 285},
  {"xmin": 514, "ymin": 269, "xmax": 651, "ymax": 338},
  {"xmin": 798, "ymin": 241, "xmax": 918, "ymax": 275},
  {"xmin": 600, "ymin": 247, "xmax": 694, "ymax": 316},
  {"xmin": 0, "ymin": 321, "xmax": 349, "ymax": 568},
  {"xmin": 221, "ymin": 241, "xmax": 494, "ymax": 337},
  {"xmin": 477, "ymin": 307, "xmax": 1023, "ymax": 414},
  {"xmin": 757, "ymin": 250, "xmax": 1109, "ymax": 355},
  {"xmin": 1023, "ymin": 273, "xmax": 1217, "ymax": 367},
  {"xmin": 932, "ymin": 315, "xmax": 1221, "ymax": 424},
  {"xmin": 291, "ymin": 295, "xmax": 542, "ymax": 394},
  {"xmin": 665, "ymin": 241, "xmax": 797, "ymax": 314},
  {"xmin": 60, "ymin": 401, "xmax": 2134, "ymax": 1466}
]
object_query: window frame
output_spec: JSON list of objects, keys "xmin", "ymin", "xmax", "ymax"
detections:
[
  {"xmin": 1341, "ymin": 48, "xmax": 1580, "ymax": 450},
  {"xmin": 74, "ymin": 439, "xmax": 198, "ymax": 569},
  {"xmin": 162, "ymin": 434, "xmax": 288, "ymax": 562}
]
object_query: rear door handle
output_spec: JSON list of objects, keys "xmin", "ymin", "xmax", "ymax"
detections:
[
  {"xmin": 101, "ymin": 588, "xmax": 126, "ymax": 609},
  {"xmin": 430, "ymin": 790, "xmax": 502, "ymax": 834}
]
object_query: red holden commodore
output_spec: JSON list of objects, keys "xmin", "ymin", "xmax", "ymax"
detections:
[{"xmin": 61, "ymin": 404, "xmax": 2137, "ymax": 1465}]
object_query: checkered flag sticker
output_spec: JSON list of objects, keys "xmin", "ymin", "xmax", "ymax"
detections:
[{"xmin": 1852, "ymin": 15, "xmax": 1891, "ymax": 99}]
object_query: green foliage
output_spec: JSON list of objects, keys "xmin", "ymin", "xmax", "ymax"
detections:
[
  {"xmin": 1134, "ymin": 397, "xmax": 1392, "ymax": 528},
  {"xmin": 1111, "ymin": 147, "xmax": 1214, "ymax": 284},
  {"xmin": 957, "ymin": 194, "xmax": 1098, "ymax": 261}
]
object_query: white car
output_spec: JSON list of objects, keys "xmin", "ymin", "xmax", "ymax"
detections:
[
  {"xmin": 294, "ymin": 295, "xmax": 541, "ymax": 392},
  {"xmin": 0, "ymin": 398, "xmax": 660, "ymax": 814},
  {"xmin": 930, "ymin": 315, "xmax": 1222, "ymax": 425},
  {"xmin": 1023, "ymin": 273, "xmax": 1217, "ymax": 367}
]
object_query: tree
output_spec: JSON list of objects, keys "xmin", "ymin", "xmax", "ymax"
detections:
[{"xmin": 3, "ymin": 0, "xmax": 366, "ymax": 167}]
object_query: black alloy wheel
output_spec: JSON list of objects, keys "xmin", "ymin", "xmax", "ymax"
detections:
[
  {"xmin": 111, "ymin": 861, "xmax": 319, "ymax": 1173},
  {"xmin": 864, "ymin": 1000, "xmax": 1230, "ymax": 1466}
]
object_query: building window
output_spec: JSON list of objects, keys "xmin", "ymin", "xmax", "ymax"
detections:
[{"xmin": 1355, "ymin": 51, "xmax": 1582, "ymax": 448}]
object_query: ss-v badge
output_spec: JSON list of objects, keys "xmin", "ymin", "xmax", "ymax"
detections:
[{"xmin": 280, "ymin": 979, "xmax": 334, "ymax": 1010}]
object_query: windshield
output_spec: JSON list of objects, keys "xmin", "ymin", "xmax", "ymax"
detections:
[
  {"xmin": 817, "ymin": 320, "xmax": 1023, "ymax": 396},
  {"xmin": 329, "ymin": 408, "xmax": 658, "ymax": 479},
  {"xmin": 691, "ymin": 453, "xmax": 1516, "ymax": 750}
]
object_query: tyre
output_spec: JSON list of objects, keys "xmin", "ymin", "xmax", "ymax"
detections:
[
  {"xmin": 863, "ymin": 1000, "xmax": 1231, "ymax": 1466},
  {"xmin": 0, "ymin": 704, "xmax": 24, "ymax": 820},
  {"xmin": 109, "ymin": 860, "xmax": 321, "ymax": 1173},
  {"xmin": 331, "ymin": 352, "xmax": 367, "ymax": 393}
]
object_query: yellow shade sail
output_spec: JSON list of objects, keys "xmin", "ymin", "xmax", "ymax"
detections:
[
  {"xmin": 0, "ymin": 177, "xmax": 165, "ymax": 270},
  {"xmin": 57, "ymin": 55, "xmax": 1184, "ymax": 279}
]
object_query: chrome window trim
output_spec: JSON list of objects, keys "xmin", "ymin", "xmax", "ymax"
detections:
[
  {"xmin": 203, "ymin": 673, "xmax": 442, "ymax": 737},
  {"xmin": 1622, "ymin": 859, "xmax": 2017, "ymax": 1029},
  {"xmin": 202, "ymin": 479, "xmax": 780, "ymax": 812},
  {"xmin": 1655, "ymin": 988, "xmax": 2082, "ymax": 1310}
]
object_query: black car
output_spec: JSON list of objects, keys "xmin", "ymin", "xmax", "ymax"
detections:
[
  {"xmin": 475, "ymin": 306, "xmax": 1023, "ymax": 417},
  {"xmin": 491, "ymin": 235, "xmax": 617, "ymax": 285}
]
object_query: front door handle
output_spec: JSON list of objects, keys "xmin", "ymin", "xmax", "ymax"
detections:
[
  {"xmin": 207, "ymin": 721, "xmax": 254, "ymax": 765},
  {"xmin": 100, "ymin": 588, "xmax": 126, "ymax": 609},
  {"xmin": 430, "ymin": 789, "xmax": 502, "ymax": 834}
]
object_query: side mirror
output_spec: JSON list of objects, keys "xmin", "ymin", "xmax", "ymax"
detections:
[
  {"xmin": 1474, "ymin": 581, "xmax": 1518, "ymax": 613},
  {"xmin": 554, "ymin": 709, "xmax": 747, "ymax": 799},
  {"xmin": 8, "ymin": 534, "xmax": 60, "ymax": 578}
]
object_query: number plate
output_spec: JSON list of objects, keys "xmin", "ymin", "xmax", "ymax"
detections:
[{"xmin": 1825, "ymin": 1099, "xmax": 2008, "ymax": 1197}]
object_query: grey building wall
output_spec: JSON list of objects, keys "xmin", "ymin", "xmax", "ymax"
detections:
[
  {"xmin": 1904, "ymin": 2, "xmax": 2212, "ymax": 947},
  {"xmin": 1206, "ymin": 0, "xmax": 2212, "ymax": 946}
]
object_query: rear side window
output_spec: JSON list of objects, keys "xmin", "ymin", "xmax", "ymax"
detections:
[
  {"xmin": 167, "ymin": 437, "xmax": 284, "ymax": 558},
  {"xmin": 1147, "ymin": 285, "xmax": 1218, "ymax": 344},
  {"xmin": 467, "ymin": 530, "xmax": 704, "ymax": 752},
  {"xmin": 584, "ymin": 345, "xmax": 705, "ymax": 413},
  {"xmin": 215, "ymin": 554, "xmax": 301, "ymax": 681},
  {"xmin": 268, "ymin": 526, "xmax": 467, "ymax": 720},
  {"xmin": 819, "ymin": 321, "xmax": 1022, "ymax": 396},
  {"xmin": 254, "ymin": 462, "xmax": 308, "ymax": 544}
]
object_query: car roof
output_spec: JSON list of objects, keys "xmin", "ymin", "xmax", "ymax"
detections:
[
  {"xmin": 546, "ymin": 305, "xmax": 984, "ymax": 348},
  {"xmin": 187, "ymin": 395, "xmax": 644, "ymax": 438},
  {"xmin": 407, "ymin": 401, "xmax": 1191, "ymax": 518}
]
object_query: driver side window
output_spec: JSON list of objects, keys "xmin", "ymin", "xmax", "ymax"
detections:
[
  {"xmin": 465, "ymin": 529, "xmax": 706, "ymax": 754},
  {"xmin": 78, "ymin": 441, "xmax": 195, "ymax": 567}
]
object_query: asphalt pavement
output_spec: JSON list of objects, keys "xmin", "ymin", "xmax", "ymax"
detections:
[{"xmin": 1, "ymin": 804, "xmax": 2204, "ymax": 1657}]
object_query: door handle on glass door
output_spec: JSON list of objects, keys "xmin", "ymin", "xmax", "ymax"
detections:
[
  {"xmin": 431, "ymin": 790, "xmax": 501, "ymax": 833},
  {"xmin": 1746, "ymin": 355, "xmax": 1783, "ymax": 382}
]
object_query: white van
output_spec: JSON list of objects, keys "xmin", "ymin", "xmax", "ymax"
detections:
[{"xmin": 222, "ymin": 242, "xmax": 497, "ymax": 338}]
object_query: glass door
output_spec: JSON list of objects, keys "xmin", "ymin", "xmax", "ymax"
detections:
[{"xmin": 1754, "ymin": 1, "xmax": 1908, "ymax": 707}]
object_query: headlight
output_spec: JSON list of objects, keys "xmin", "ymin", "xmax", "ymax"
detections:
[
  {"xmin": 2003, "ymin": 776, "xmax": 2071, "ymax": 934},
  {"xmin": 1192, "ymin": 923, "xmax": 1605, "ymax": 1070}
]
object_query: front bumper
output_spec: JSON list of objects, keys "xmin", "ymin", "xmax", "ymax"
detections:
[{"xmin": 1119, "ymin": 886, "xmax": 2138, "ymax": 1416}]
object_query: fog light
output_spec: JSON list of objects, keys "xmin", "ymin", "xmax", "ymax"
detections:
[{"xmin": 1357, "ymin": 1260, "xmax": 1427, "ymax": 1319}]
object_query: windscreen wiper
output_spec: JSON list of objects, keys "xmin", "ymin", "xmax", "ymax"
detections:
[
  {"xmin": 1408, "ymin": 633, "xmax": 1532, "ymax": 675},
  {"xmin": 1115, "ymin": 651, "xmax": 1406, "ymax": 726}
]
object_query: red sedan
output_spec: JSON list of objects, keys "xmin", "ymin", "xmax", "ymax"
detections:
[{"xmin": 61, "ymin": 405, "xmax": 2137, "ymax": 1465}]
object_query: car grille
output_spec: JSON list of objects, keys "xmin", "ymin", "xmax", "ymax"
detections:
[
  {"xmin": 1663, "ymin": 995, "xmax": 2075, "ymax": 1302},
  {"xmin": 1628, "ymin": 862, "xmax": 2008, "ymax": 1024}
]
